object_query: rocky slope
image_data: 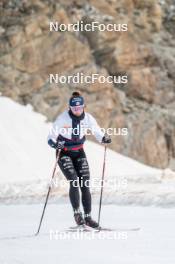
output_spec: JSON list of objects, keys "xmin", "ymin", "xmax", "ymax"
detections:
[{"xmin": 0, "ymin": 0, "xmax": 175, "ymax": 169}]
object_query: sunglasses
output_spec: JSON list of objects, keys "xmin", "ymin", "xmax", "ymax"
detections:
[{"xmin": 70, "ymin": 105, "xmax": 84, "ymax": 112}]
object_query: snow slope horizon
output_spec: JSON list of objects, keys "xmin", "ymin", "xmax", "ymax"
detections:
[{"xmin": 1, "ymin": 96, "xmax": 175, "ymax": 206}]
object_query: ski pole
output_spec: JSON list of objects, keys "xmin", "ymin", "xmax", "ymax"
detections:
[
  {"xmin": 98, "ymin": 145, "xmax": 107, "ymax": 226},
  {"xmin": 35, "ymin": 149, "xmax": 61, "ymax": 236}
]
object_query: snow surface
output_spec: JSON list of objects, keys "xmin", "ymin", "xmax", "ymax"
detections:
[
  {"xmin": 1, "ymin": 96, "xmax": 175, "ymax": 264},
  {"xmin": 0, "ymin": 96, "xmax": 175, "ymax": 206},
  {"xmin": 0, "ymin": 204, "xmax": 175, "ymax": 264}
]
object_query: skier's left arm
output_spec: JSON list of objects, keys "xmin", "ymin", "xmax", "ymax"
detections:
[{"xmin": 87, "ymin": 114, "xmax": 111, "ymax": 144}]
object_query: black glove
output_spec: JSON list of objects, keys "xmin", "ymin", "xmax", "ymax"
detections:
[
  {"xmin": 102, "ymin": 135, "xmax": 111, "ymax": 144},
  {"xmin": 57, "ymin": 140, "xmax": 65, "ymax": 149},
  {"xmin": 48, "ymin": 139, "xmax": 65, "ymax": 149}
]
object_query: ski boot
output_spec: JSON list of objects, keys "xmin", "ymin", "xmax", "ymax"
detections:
[
  {"xmin": 84, "ymin": 214, "xmax": 99, "ymax": 229},
  {"xmin": 74, "ymin": 210, "xmax": 85, "ymax": 226}
]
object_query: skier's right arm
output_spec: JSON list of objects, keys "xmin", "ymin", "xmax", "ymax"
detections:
[{"xmin": 47, "ymin": 117, "xmax": 64, "ymax": 149}]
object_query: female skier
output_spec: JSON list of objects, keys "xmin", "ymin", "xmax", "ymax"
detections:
[{"xmin": 48, "ymin": 91, "xmax": 111, "ymax": 228}]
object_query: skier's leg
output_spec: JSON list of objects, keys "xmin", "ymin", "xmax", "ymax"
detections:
[
  {"xmin": 58, "ymin": 154, "xmax": 85, "ymax": 225},
  {"xmin": 73, "ymin": 151, "xmax": 92, "ymax": 214},
  {"xmin": 58, "ymin": 154, "xmax": 80, "ymax": 211},
  {"xmin": 74, "ymin": 150, "xmax": 99, "ymax": 228}
]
